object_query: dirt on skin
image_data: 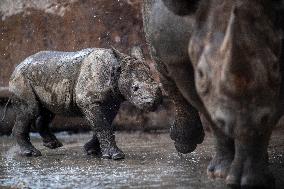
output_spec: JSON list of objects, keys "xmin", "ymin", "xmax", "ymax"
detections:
[{"xmin": 0, "ymin": 130, "xmax": 283, "ymax": 189}]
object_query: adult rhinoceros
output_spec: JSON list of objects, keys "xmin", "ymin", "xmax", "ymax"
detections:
[{"xmin": 143, "ymin": 0, "xmax": 284, "ymax": 188}]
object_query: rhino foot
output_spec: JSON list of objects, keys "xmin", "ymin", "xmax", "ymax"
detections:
[
  {"xmin": 207, "ymin": 154, "xmax": 233, "ymax": 179},
  {"xmin": 84, "ymin": 138, "xmax": 101, "ymax": 155},
  {"xmin": 226, "ymin": 159, "xmax": 275, "ymax": 189},
  {"xmin": 20, "ymin": 146, "xmax": 42, "ymax": 157},
  {"xmin": 101, "ymin": 147, "xmax": 125, "ymax": 160},
  {"xmin": 174, "ymin": 142, "xmax": 197, "ymax": 154},
  {"xmin": 43, "ymin": 139, "xmax": 63, "ymax": 149},
  {"xmin": 170, "ymin": 114, "xmax": 205, "ymax": 154},
  {"xmin": 171, "ymin": 125, "xmax": 205, "ymax": 154}
]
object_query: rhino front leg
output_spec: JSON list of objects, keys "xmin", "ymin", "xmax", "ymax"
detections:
[
  {"xmin": 96, "ymin": 129, "xmax": 124, "ymax": 160},
  {"xmin": 170, "ymin": 92, "xmax": 205, "ymax": 153},
  {"xmin": 153, "ymin": 60, "xmax": 204, "ymax": 153},
  {"xmin": 83, "ymin": 134, "xmax": 101, "ymax": 155},
  {"xmin": 80, "ymin": 104, "xmax": 124, "ymax": 160},
  {"xmin": 207, "ymin": 126, "xmax": 234, "ymax": 179},
  {"xmin": 226, "ymin": 134, "xmax": 274, "ymax": 189},
  {"xmin": 36, "ymin": 110, "xmax": 63, "ymax": 149}
]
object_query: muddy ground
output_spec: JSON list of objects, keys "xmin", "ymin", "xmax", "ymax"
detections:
[{"xmin": 0, "ymin": 129, "xmax": 283, "ymax": 189}]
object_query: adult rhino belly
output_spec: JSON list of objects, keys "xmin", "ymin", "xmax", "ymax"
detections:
[{"xmin": 143, "ymin": 0, "xmax": 194, "ymax": 66}]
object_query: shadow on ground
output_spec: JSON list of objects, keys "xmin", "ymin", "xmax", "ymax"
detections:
[{"xmin": 0, "ymin": 130, "xmax": 283, "ymax": 189}]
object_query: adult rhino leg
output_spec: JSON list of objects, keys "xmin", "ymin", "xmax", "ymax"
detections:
[
  {"xmin": 157, "ymin": 64, "xmax": 204, "ymax": 153},
  {"xmin": 12, "ymin": 98, "xmax": 41, "ymax": 157},
  {"xmin": 207, "ymin": 125, "xmax": 234, "ymax": 179},
  {"xmin": 226, "ymin": 133, "xmax": 274, "ymax": 189},
  {"xmin": 171, "ymin": 91, "xmax": 205, "ymax": 153},
  {"xmin": 84, "ymin": 134, "xmax": 101, "ymax": 155},
  {"xmin": 36, "ymin": 109, "xmax": 63, "ymax": 149},
  {"xmin": 80, "ymin": 104, "xmax": 124, "ymax": 160}
]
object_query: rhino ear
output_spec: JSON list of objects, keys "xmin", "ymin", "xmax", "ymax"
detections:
[
  {"xmin": 130, "ymin": 46, "xmax": 145, "ymax": 61},
  {"xmin": 162, "ymin": 0, "xmax": 199, "ymax": 15}
]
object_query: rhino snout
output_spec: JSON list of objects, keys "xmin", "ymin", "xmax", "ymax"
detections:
[{"xmin": 145, "ymin": 87, "xmax": 163, "ymax": 112}]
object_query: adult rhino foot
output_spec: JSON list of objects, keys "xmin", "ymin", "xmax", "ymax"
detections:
[
  {"xmin": 207, "ymin": 154, "xmax": 233, "ymax": 179},
  {"xmin": 43, "ymin": 139, "xmax": 63, "ymax": 149},
  {"xmin": 174, "ymin": 142, "xmax": 197, "ymax": 154},
  {"xmin": 226, "ymin": 160, "xmax": 275, "ymax": 189},
  {"xmin": 20, "ymin": 146, "xmax": 42, "ymax": 157},
  {"xmin": 101, "ymin": 146, "xmax": 125, "ymax": 160},
  {"xmin": 84, "ymin": 138, "xmax": 101, "ymax": 155},
  {"xmin": 171, "ymin": 123, "xmax": 205, "ymax": 154}
]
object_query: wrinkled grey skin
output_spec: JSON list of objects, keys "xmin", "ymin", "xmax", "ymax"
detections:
[
  {"xmin": 143, "ymin": 0, "xmax": 283, "ymax": 188},
  {"xmin": 142, "ymin": 0, "xmax": 205, "ymax": 155},
  {"xmin": 9, "ymin": 47, "xmax": 161, "ymax": 160}
]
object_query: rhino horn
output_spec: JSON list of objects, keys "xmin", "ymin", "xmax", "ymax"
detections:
[
  {"xmin": 220, "ymin": 8, "xmax": 253, "ymax": 94},
  {"xmin": 130, "ymin": 46, "xmax": 145, "ymax": 61}
]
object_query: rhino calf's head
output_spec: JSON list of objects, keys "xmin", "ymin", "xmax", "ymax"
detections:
[
  {"xmin": 113, "ymin": 47, "xmax": 162, "ymax": 111},
  {"xmin": 189, "ymin": 2, "xmax": 282, "ymax": 139}
]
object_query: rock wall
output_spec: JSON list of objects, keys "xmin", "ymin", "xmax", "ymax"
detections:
[{"xmin": 0, "ymin": 0, "xmax": 146, "ymax": 86}]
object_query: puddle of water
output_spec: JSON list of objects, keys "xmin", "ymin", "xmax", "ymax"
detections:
[{"xmin": 0, "ymin": 132, "xmax": 283, "ymax": 189}]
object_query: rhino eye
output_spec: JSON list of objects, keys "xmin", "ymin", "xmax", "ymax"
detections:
[
  {"xmin": 197, "ymin": 69, "xmax": 204, "ymax": 79},
  {"xmin": 133, "ymin": 85, "xmax": 139, "ymax": 92},
  {"xmin": 196, "ymin": 67, "xmax": 210, "ymax": 95}
]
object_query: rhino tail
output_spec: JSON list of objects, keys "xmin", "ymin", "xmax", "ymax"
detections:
[{"xmin": 1, "ymin": 97, "xmax": 11, "ymax": 121}]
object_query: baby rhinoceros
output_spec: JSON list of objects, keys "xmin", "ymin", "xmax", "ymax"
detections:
[{"xmin": 9, "ymin": 47, "xmax": 162, "ymax": 159}]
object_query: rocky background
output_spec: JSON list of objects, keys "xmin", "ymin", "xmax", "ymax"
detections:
[
  {"xmin": 0, "ymin": 0, "xmax": 173, "ymax": 134},
  {"xmin": 0, "ymin": 0, "xmax": 147, "ymax": 86}
]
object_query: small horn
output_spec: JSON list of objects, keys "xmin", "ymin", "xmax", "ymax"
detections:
[{"xmin": 130, "ymin": 46, "xmax": 145, "ymax": 61}]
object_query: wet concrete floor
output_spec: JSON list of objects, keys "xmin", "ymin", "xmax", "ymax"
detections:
[{"xmin": 0, "ymin": 130, "xmax": 283, "ymax": 189}]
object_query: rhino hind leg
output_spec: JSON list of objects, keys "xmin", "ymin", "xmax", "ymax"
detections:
[
  {"xmin": 84, "ymin": 134, "xmax": 101, "ymax": 155},
  {"xmin": 12, "ymin": 99, "xmax": 41, "ymax": 157},
  {"xmin": 36, "ymin": 109, "xmax": 63, "ymax": 149},
  {"xmin": 207, "ymin": 127, "xmax": 234, "ymax": 179}
]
